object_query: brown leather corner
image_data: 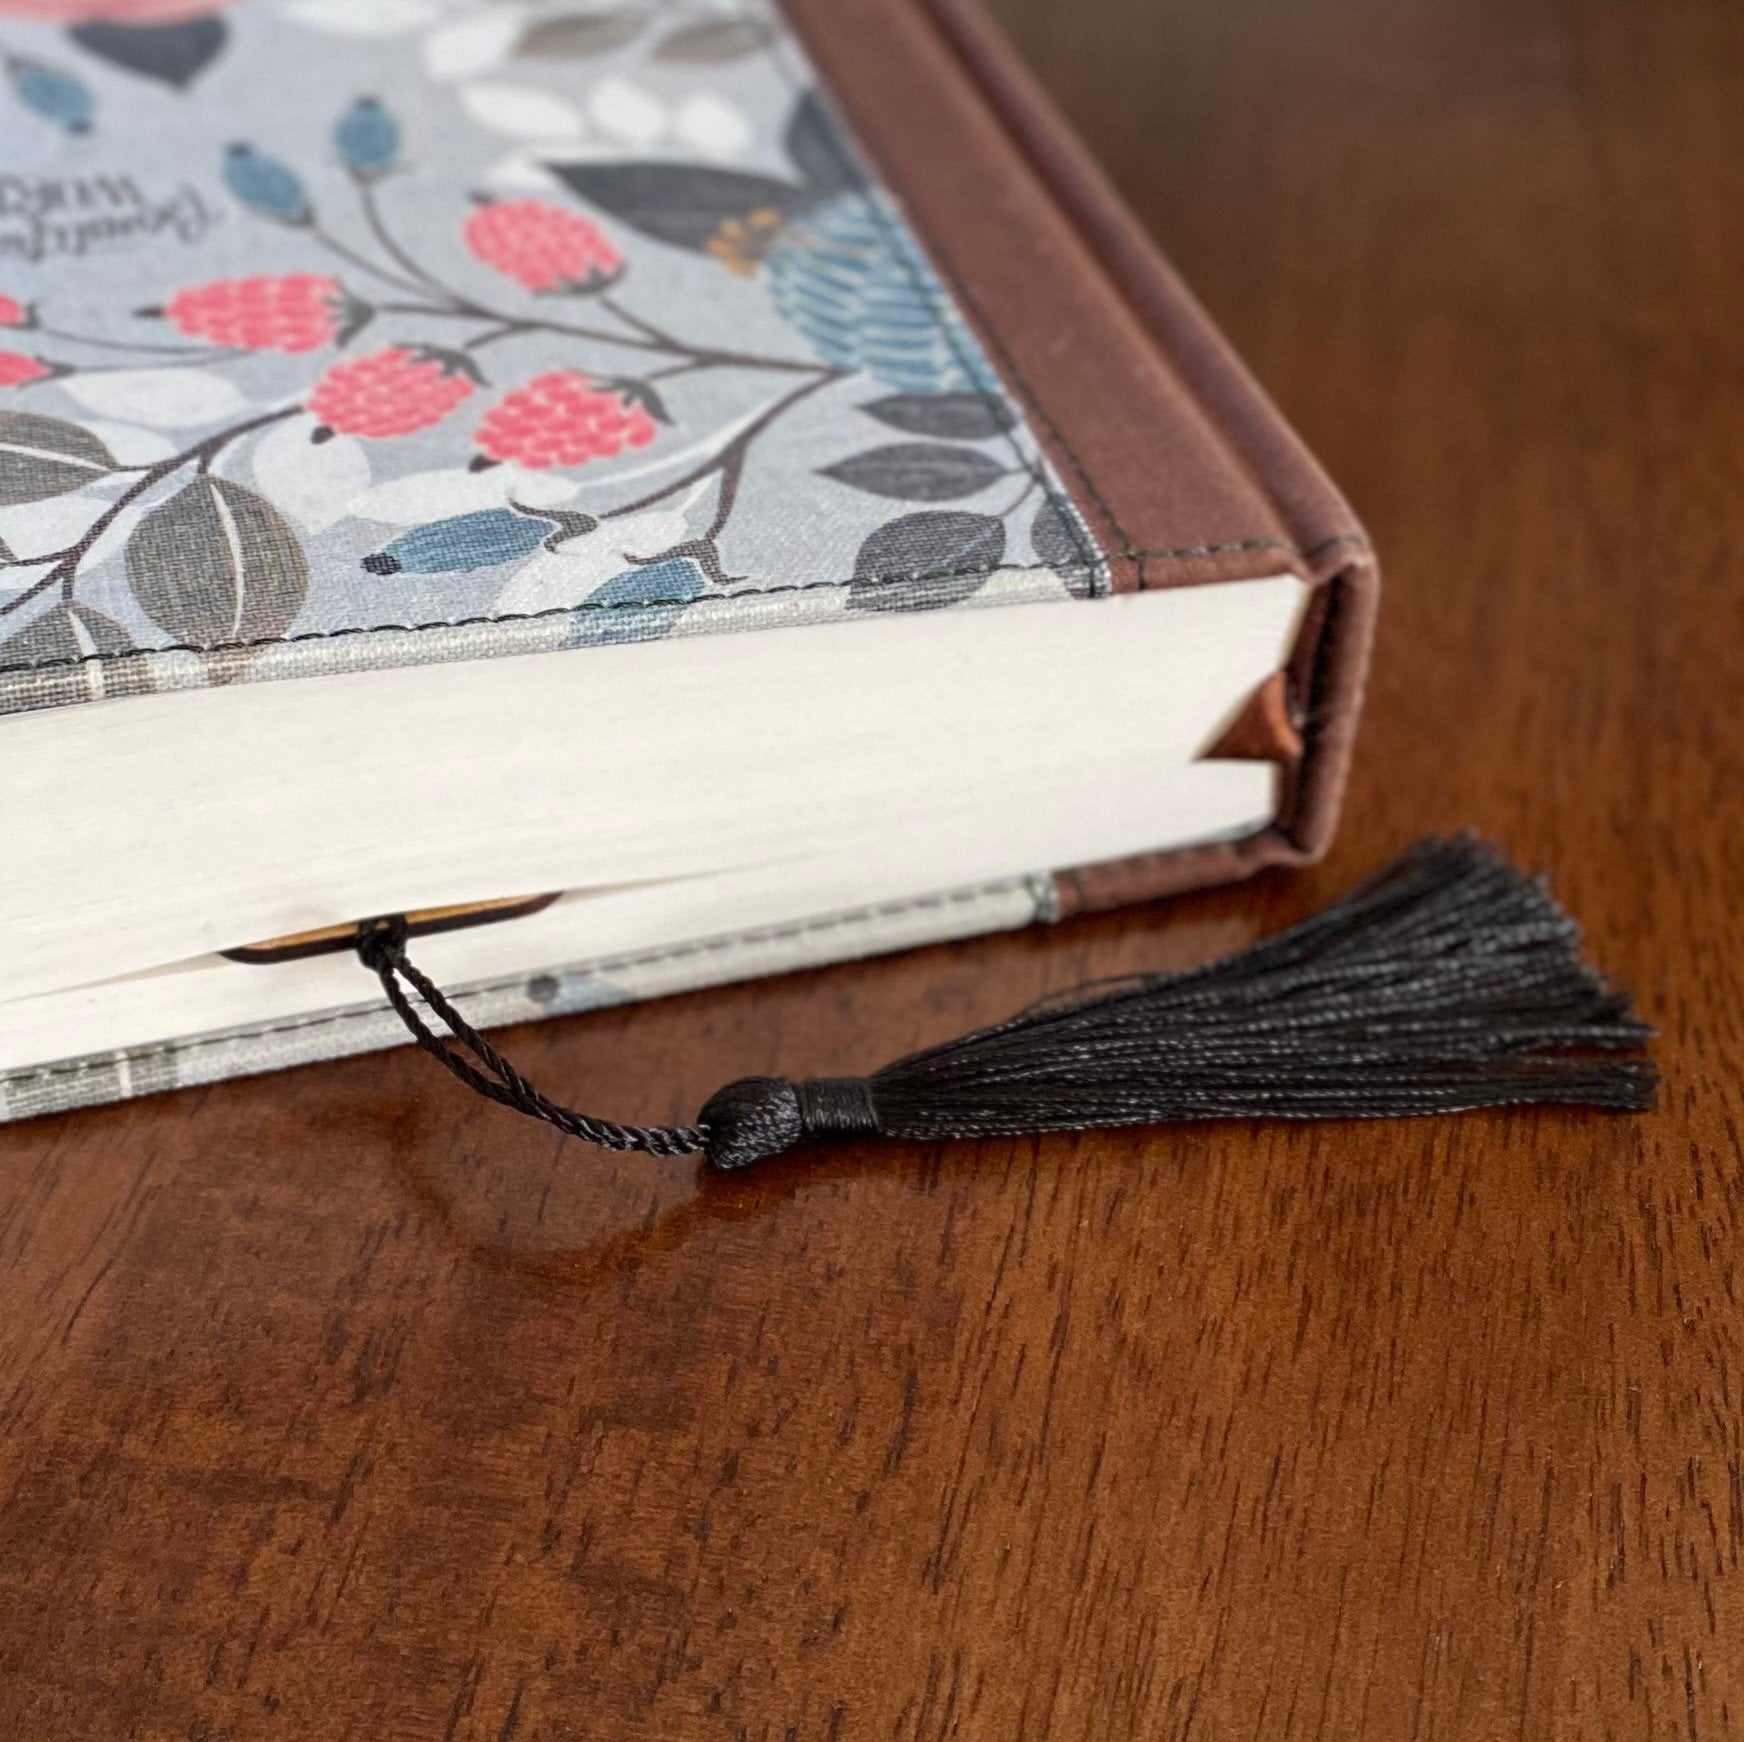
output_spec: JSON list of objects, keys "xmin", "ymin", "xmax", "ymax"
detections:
[
  {"xmin": 1203, "ymin": 672, "xmax": 1303, "ymax": 765},
  {"xmin": 777, "ymin": 0, "xmax": 1378, "ymax": 908}
]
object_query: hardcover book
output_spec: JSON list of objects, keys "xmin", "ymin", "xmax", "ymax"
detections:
[{"xmin": 0, "ymin": 0, "xmax": 1376, "ymax": 1121}]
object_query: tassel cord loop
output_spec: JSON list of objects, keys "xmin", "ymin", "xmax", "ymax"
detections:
[{"xmin": 358, "ymin": 915, "xmax": 707, "ymax": 1159}]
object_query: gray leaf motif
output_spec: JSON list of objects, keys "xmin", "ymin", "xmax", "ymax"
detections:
[
  {"xmin": 847, "ymin": 510, "xmax": 1006, "ymax": 613},
  {"xmin": 821, "ymin": 442, "xmax": 1006, "ymax": 503},
  {"xmin": 860, "ymin": 392, "xmax": 1015, "ymax": 442},
  {"xmin": 544, "ymin": 161, "xmax": 809, "ymax": 251},
  {"xmin": 69, "ymin": 17, "xmax": 228, "ymax": 89},
  {"xmin": 0, "ymin": 602, "xmax": 133, "ymax": 665},
  {"xmin": 1031, "ymin": 495, "xmax": 1088, "ymax": 569},
  {"xmin": 784, "ymin": 91, "xmax": 862, "ymax": 202},
  {"xmin": 653, "ymin": 17, "xmax": 777, "ymax": 63},
  {"xmin": 0, "ymin": 412, "xmax": 117, "ymax": 507},
  {"xmin": 126, "ymin": 476, "xmax": 308, "ymax": 647},
  {"xmin": 515, "ymin": 10, "xmax": 648, "ymax": 60}
]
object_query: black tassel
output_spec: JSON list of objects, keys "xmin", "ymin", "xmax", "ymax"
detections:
[{"xmin": 357, "ymin": 836, "xmax": 1655, "ymax": 1172}]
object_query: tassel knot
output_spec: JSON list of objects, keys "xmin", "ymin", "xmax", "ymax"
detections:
[
  {"xmin": 699, "ymin": 1076, "xmax": 804, "ymax": 1170},
  {"xmin": 701, "ymin": 1075, "xmax": 883, "ymax": 1169}
]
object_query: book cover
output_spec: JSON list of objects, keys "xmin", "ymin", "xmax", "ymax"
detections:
[{"xmin": 0, "ymin": 0, "xmax": 1375, "ymax": 1120}]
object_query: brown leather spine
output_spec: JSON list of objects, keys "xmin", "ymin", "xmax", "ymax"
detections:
[{"xmin": 777, "ymin": 0, "xmax": 1378, "ymax": 912}]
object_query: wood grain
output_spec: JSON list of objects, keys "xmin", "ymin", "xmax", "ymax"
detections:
[{"xmin": 4, "ymin": 0, "xmax": 1741, "ymax": 1735}]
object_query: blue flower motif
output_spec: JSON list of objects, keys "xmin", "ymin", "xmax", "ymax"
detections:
[
  {"xmin": 224, "ymin": 142, "xmax": 312, "ymax": 225},
  {"xmin": 7, "ymin": 58, "xmax": 92, "ymax": 135},
  {"xmin": 363, "ymin": 509, "xmax": 552, "ymax": 577},
  {"xmin": 766, "ymin": 192, "xmax": 1002, "ymax": 397},
  {"xmin": 334, "ymin": 97, "xmax": 399, "ymax": 183},
  {"xmin": 567, "ymin": 558, "xmax": 704, "ymax": 648}
]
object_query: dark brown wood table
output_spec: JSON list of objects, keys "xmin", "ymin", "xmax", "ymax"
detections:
[{"xmin": 5, "ymin": 1, "xmax": 1741, "ymax": 1735}]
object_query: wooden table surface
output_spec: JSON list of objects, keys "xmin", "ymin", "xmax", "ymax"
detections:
[{"xmin": 5, "ymin": 1, "xmax": 1741, "ymax": 1736}]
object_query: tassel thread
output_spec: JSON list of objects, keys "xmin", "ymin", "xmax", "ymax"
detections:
[{"xmin": 356, "ymin": 836, "xmax": 1655, "ymax": 1171}]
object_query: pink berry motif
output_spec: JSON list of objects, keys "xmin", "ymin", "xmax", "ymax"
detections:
[
  {"xmin": 474, "ymin": 372, "xmax": 660, "ymax": 469},
  {"xmin": 3, "ymin": 0, "xmax": 231, "ymax": 20},
  {"xmin": 463, "ymin": 199, "xmax": 623, "ymax": 294},
  {"xmin": 0, "ymin": 295, "xmax": 30, "ymax": 328},
  {"xmin": 0, "ymin": 350, "xmax": 51, "ymax": 386},
  {"xmin": 306, "ymin": 344, "xmax": 479, "ymax": 440},
  {"xmin": 157, "ymin": 274, "xmax": 361, "ymax": 353}
]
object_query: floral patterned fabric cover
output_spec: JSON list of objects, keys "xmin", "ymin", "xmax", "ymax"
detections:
[
  {"xmin": 0, "ymin": 0, "xmax": 1105, "ymax": 718},
  {"xmin": 0, "ymin": 0, "xmax": 1103, "ymax": 1119}
]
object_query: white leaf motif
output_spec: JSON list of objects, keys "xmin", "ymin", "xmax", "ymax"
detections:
[
  {"xmin": 462, "ymin": 83, "xmax": 585, "ymax": 141},
  {"xmin": 501, "ymin": 464, "xmax": 587, "ymax": 508},
  {"xmin": 587, "ymin": 77, "xmax": 666, "ymax": 148},
  {"xmin": 978, "ymin": 563, "xmax": 1073, "ymax": 605},
  {"xmin": 672, "ymin": 93, "xmax": 751, "ymax": 161},
  {"xmin": 495, "ymin": 509, "xmax": 690, "ymax": 614},
  {"xmin": 281, "ymin": 0, "xmax": 438, "ymax": 36},
  {"xmin": 347, "ymin": 464, "xmax": 579, "ymax": 525},
  {"xmin": 0, "ymin": 494, "xmax": 102, "ymax": 559},
  {"xmin": 481, "ymin": 151, "xmax": 565, "ymax": 191},
  {"xmin": 251, "ymin": 414, "xmax": 370, "ymax": 533},
  {"xmin": 423, "ymin": 12, "xmax": 519, "ymax": 80},
  {"xmin": 63, "ymin": 369, "xmax": 245, "ymax": 429},
  {"xmin": 81, "ymin": 421, "xmax": 178, "ymax": 466}
]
